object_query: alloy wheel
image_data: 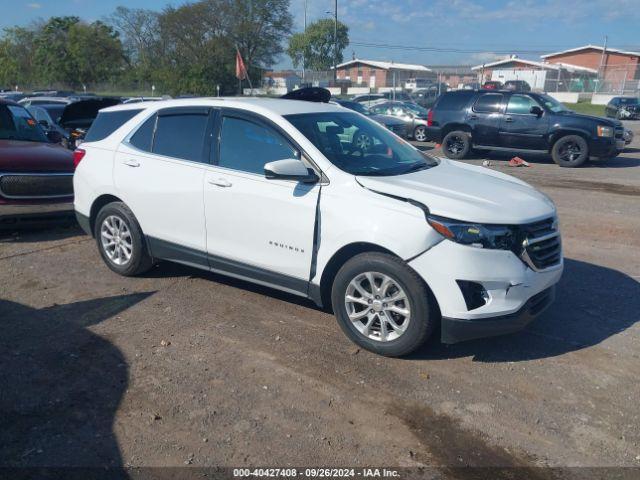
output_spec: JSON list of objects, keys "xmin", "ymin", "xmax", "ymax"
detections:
[
  {"xmin": 344, "ymin": 272, "xmax": 411, "ymax": 342},
  {"xmin": 355, "ymin": 133, "xmax": 372, "ymax": 151},
  {"xmin": 414, "ymin": 126, "xmax": 427, "ymax": 142},
  {"xmin": 100, "ymin": 215, "xmax": 133, "ymax": 266},
  {"xmin": 445, "ymin": 134, "xmax": 465, "ymax": 154},
  {"xmin": 558, "ymin": 141, "xmax": 582, "ymax": 162}
]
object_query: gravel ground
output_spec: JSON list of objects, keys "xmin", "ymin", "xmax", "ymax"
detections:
[{"xmin": 1, "ymin": 122, "xmax": 639, "ymax": 477}]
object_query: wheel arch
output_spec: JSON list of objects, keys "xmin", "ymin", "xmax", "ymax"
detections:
[
  {"xmin": 548, "ymin": 129, "xmax": 591, "ymax": 152},
  {"xmin": 441, "ymin": 123, "xmax": 472, "ymax": 139},
  {"xmin": 89, "ymin": 194, "xmax": 124, "ymax": 237}
]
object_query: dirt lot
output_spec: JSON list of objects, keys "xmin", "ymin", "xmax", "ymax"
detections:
[{"xmin": 1, "ymin": 122, "xmax": 639, "ymax": 477}]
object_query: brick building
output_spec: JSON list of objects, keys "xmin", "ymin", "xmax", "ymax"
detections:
[
  {"xmin": 335, "ymin": 59, "xmax": 433, "ymax": 88},
  {"xmin": 541, "ymin": 45, "xmax": 640, "ymax": 92}
]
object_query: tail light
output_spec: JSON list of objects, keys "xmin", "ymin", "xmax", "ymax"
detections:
[
  {"xmin": 73, "ymin": 148, "xmax": 86, "ymax": 169},
  {"xmin": 427, "ymin": 109, "xmax": 434, "ymax": 127}
]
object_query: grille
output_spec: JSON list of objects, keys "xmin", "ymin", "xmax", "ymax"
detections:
[
  {"xmin": 0, "ymin": 174, "xmax": 74, "ymax": 199},
  {"xmin": 520, "ymin": 217, "xmax": 562, "ymax": 271}
]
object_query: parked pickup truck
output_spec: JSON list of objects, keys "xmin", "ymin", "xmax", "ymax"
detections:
[{"xmin": 426, "ymin": 90, "xmax": 626, "ymax": 167}]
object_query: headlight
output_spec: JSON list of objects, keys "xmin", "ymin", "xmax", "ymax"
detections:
[
  {"xmin": 427, "ymin": 215, "xmax": 520, "ymax": 250},
  {"xmin": 597, "ymin": 125, "xmax": 614, "ymax": 137}
]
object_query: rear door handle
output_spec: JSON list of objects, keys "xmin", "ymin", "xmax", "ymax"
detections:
[
  {"xmin": 208, "ymin": 178, "xmax": 232, "ymax": 188},
  {"xmin": 123, "ymin": 159, "xmax": 140, "ymax": 167},
  {"xmin": 504, "ymin": 117, "xmax": 513, "ymax": 123}
]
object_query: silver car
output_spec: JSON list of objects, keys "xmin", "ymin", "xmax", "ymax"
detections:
[{"xmin": 369, "ymin": 101, "xmax": 430, "ymax": 142}]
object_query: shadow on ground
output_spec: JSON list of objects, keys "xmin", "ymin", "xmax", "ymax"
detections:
[
  {"xmin": 411, "ymin": 258, "xmax": 640, "ymax": 362},
  {"xmin": 0, "ymin": 292, "xmax": 153, "ymax": 469}
]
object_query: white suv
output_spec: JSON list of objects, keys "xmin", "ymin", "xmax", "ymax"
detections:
[{"xmin": 74, "ymin": 98, "xmax": 563, "ymax": 356}]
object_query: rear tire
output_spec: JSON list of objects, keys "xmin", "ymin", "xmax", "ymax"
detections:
[
  {"xmin": 442, "ymin": 130, "xmax": 471, "ymax": 159},
  {"xmin": 551, "ymin": 135, "xmax": 589, "ymax": 167},
  {"xmin": 94, "ymin": 202, "xmax": 153, "ymax": 276},
  {"xmin": 331, "ymin": 253, "xmax": 435, "ymax": 357},
  {"xmin": 413, "ymin": 125, "xmax": 428, "ymax": 142}
]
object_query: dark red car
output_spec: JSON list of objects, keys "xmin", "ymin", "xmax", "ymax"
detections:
[
  {"xmin": 0, "ymin": 99, "xmax": 75, "ymax": 228},
  {"xmin": 482, "ymin": 81, "xmax": 503, "ymax": 90}
]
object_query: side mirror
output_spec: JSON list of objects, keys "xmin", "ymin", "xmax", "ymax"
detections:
[
  {"xmin": 264, "ymin": 159, "xmax": 319, "ymax": 183},
  {"xmin": 530, "ymin": 106, "xmax": 543, "ymax": 117},
  {"xmin": 46, "ymin": 130, "xmax": 63, "ymax": 144}
]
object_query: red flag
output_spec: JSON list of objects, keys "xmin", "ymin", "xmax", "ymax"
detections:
[{"xmin": 235, "ymin": 49, "xmax": 247, "ymax": 81}]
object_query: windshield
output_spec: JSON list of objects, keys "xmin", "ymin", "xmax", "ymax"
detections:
[
  {"xmin": 0, "ymin": 104, "xmax": 49, "ymax": 142},
  {"xmin": 538, "ymin": 94, "xmax": 571, "ymax": 113},
  {"xmin": 285, "ymin": 111, "xmax": 437, "ymax": 176}
]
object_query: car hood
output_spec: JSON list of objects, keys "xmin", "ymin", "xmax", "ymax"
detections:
[
  {"xmin": 0, "ymin": 140, "xmax": 74, "ymax": 173},
  {"xmin": 59, "ymin": 98, "xmax": 121, "ymax": 129},
  {"xmin": 356, "ymin": 158, "xmax": 556, "ymax": 224},
  {"xmin": 563, "ymin": 111, "xmax": 622, "ymax": 127}
]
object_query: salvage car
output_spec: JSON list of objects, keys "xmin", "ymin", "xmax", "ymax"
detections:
[
  {"xmin": 605, "ymin": 97, "xmax": 640, "ymax": 120},
  {"xmin": 0, "ymin": 99, "xmax": 75, "ymax": 227},
  {"xmin": 369, "ymin": 101, "xmax": 430, "ymax": 141},
  {"xmin": 74, "ymin": 98, "xmax": 562, "ymax": 356},
  {"xmin": 427, "ymin": 90, "xmax": 625, "ymax": 167},
  {"xmin": 58, "ymin": 97, "xmax": 122, "ymax": 148},
  {"xmin": 333, "ymin": 100, "xmax": 407, "ymax": 138}
]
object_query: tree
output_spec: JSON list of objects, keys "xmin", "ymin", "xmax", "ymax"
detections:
[
  {"xmin": 287, "ymin": 18, "xmax": 349, "ymax": 71},
  {"xmin": 0, "ymin": 26, "xmax": 37, "ymax": 88},
  {"xmin": 67, "ymin": 21, "xmax": 126, "ymax": 87},
  {"xmin": 33, "ymin": 16, "xmax": 81, "ymax": 86}
]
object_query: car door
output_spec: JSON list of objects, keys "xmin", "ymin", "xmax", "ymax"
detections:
[
  {"xmin": 114, "ymin": 107, "xmax": 213, "ymax": 266},
  {"xmin": 499, "ymin": 94, "xmax": 549, "ymax": 150},
  {"xmin": 203, "ymin": 109, "xmax": 320, "ymax": 293},
  {"xmin": 466, "ymin": 93, "xmax": 505, "ymax": 146}
]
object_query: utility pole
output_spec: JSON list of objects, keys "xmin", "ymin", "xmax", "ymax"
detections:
[
  {"xmin": 333, "ymin": 0, "xmax": 338, "ymax": 84},
  {"xmin": 596, "ymin": 35, "xmax": 608, "ymax": 93},
  {"xmin": 302, "ymin": 0, "xmax": 307, "ymax": 82}
]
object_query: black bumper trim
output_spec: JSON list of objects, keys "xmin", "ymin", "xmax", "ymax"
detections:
[
  {"xmin": 75, "ymin": 211, "xmax": 92, "ymax": 236},
  {"xmin": 441, "ymin": 286, "xmax": 556, "ymax": 344}
]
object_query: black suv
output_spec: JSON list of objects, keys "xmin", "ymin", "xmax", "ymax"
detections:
[{"xmin": 427, "ymin": 90, "xmax": 625, "ymax": 167}]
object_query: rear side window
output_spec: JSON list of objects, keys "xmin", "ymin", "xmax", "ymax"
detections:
[
  {"xmin": 153, "ymin": 113, "xmax": 209, "ymax": 162},
  {"xmin": 473, "ymin": 94, "xmax": 504, "ymax": 114},
  {"xmin": 435, "ymin": 92, "xmax": 475, "ymax": 111},
  {"xmin": 84, "ymin": 109, "xmax": 142, "ymax": 142},
  {"xmin": 129, "ymin": 115, "xmax": 156, "ymax": 152},
  {"xmin": 218, "ymin": 116, "xmax": 297, "ymax": 175}
]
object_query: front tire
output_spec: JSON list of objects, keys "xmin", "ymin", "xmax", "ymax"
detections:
[
  {"xmin": 551, "ymin": 135, "xmax": 589, "ymax": 167},
  {"xmin": 442, "ymin": 130, "xmax": 471, "ymax": 159},
  {"xmin": 94, "ymin": 202, "xmax": 153, "ymax": 276},
  {"xmin": 331, "ymin": 253, "xmax": 435, "ymax": 357}
]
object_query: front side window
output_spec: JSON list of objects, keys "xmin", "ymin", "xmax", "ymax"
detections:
[
  {"xmin": 506, "ymin": 95, "xmax": 540, "ymax": 115},
  {"xmin": 153, "ymin": 113, "xmax": 209, "ymax": 162},
  {"xmin": 473, "ymin": 94, "xmax": 504, "ymax": 114},
  {"xmin": 285, "ymin": 111, "xmax": 438, "ymax": 176},
  {"xmin": 0, "ymin": 105, "xmax": 48, "ymax": 142},
  {"xmin": 218, "ymin": 116, "xmax": 297, "ymax": 175}
]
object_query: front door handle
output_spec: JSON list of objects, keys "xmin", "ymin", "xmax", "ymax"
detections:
[
  {"xmin": 123, "ymin": 159, "xmax": 140, "ymax": 167},
  {"xmin": 208, "ymin": 178, "xmax": 232, "ymax": 188},
  {"xmin": 469, "ymin": 114, "xmax": 478, "ymax": 120},
  {"xmin": 504, "ymin": 116, "xmax": 513, "ymax": 123}
]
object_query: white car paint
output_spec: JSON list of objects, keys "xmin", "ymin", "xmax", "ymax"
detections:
[{"xmin": 74, "ymin": 97, "xmax": 563, "ymax": 345}]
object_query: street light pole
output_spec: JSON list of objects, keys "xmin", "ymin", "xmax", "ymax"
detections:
[{"xmin": 302, "ymin": 0, "xmax": 307, "ymax": 82}]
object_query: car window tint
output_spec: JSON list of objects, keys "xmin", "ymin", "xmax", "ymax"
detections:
[
  {"xmin": 218, "ymin": 116, "xmax": 297, "ymax": 174},
  {"xmin": 436, "ymin": 91, "xmax": 475, "ymax": 110},
  {"xmin": 153, "ymin": 113, "xmax": 209, "ymax": 162},
  {"xmin": 473, "ymin": 94, "xmax": 503, "ymax": 113},
  {"xmin": 129, "ymin": 114, "xmax": 156, "ymax": 152},
  {"xmin": 506, "ymin": 95, "xmax": 539, "ymax": 114},
  {"xmin": 84, "ymin": 109, "xmax": 142, "ymax": 142}
]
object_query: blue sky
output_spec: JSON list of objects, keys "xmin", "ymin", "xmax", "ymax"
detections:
[{"xmin": 2, "ymin": 0, "xmax": 640, "ymax": 68}]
